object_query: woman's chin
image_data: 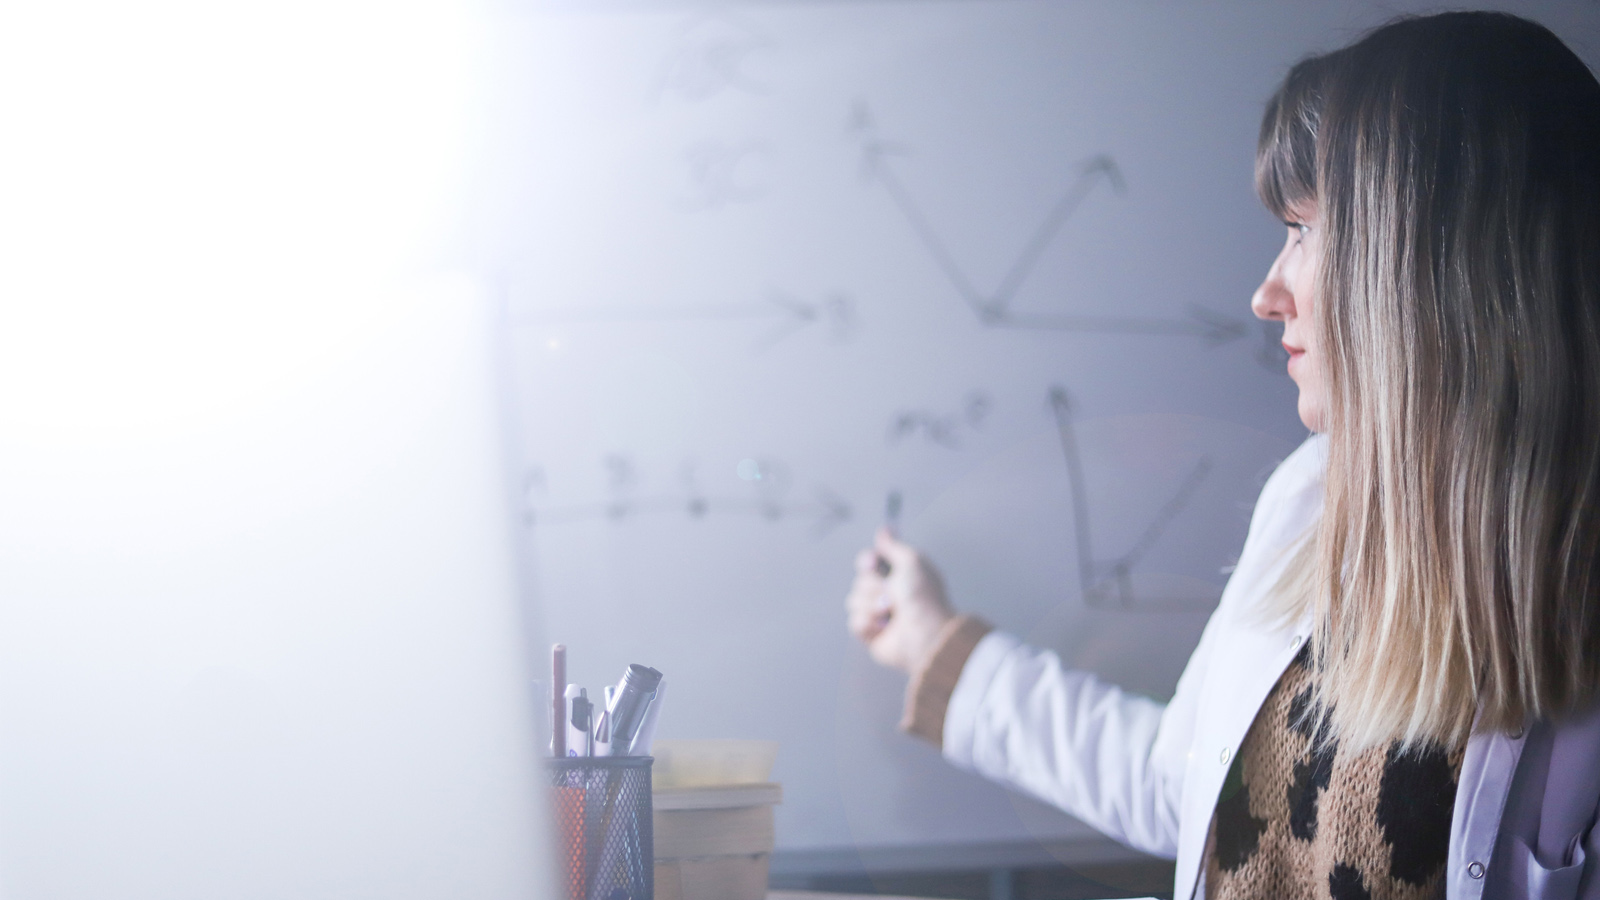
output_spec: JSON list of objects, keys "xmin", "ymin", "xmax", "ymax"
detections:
[{"xmin": 1297, "ymin": 397, "xmax": 1325, "ymax": 433}]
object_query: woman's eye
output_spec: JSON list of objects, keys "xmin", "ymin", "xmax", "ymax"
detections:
[{"xmin": 1285, "ymin": 221, "xmax": 1310, "ymax": 243}]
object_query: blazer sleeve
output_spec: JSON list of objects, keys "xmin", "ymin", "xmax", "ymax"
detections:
[{"xmin": 939, "ymin": 604, "xmax": 1227, "ymax": 859}]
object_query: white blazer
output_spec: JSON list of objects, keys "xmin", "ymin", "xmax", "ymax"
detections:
[{"xmin": 941, "ymin": 436, "xmax": 1600, "ymax": 900}]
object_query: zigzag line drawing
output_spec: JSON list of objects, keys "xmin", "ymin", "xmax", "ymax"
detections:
[
  {"xmin": 1048, "ymin": 386, "xmax": 1216, "ymax": 609},
  {"xmin": 852, "ymin": 101, "xmax": 1249, "ymax": 346}
]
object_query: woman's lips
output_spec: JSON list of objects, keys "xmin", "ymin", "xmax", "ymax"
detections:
[{"xmin": 1283, "ymin": 342, "xmax": 1305, "ymax": 369}]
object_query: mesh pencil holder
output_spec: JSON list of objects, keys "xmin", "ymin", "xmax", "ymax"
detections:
[{"xmin": 550, "ymin": 757, "xmax": 654, "ymax": 900}]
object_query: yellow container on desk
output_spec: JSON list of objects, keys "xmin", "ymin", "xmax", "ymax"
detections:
[{"xmin": 650, "ymin": 741, "xmax": 780, "ymax": 900}]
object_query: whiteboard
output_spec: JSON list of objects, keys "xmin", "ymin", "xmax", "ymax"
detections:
[{"xmin": 479, "ymin": 0, "xmax": 1600, "ymax": 855}]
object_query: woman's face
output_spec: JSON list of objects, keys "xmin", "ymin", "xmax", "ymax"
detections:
[{"xmin": 1251, "ymin": 202, "xmax": 1325, "ymax": 431}]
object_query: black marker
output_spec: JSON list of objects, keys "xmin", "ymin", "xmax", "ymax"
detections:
[{"xmin": 874, "ymin": 490, "xmax": 902, "ymax": 576}]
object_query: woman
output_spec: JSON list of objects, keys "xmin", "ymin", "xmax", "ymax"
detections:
[{"xmin": 846, "ymin": 12, "xmax": 1600, "ymax": 900}]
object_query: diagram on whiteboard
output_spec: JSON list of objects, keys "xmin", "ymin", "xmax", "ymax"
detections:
[
  {"xmin": 1048, "ymin": 386, "xmax": 1215, "ymax": 609},
  {"xmin": 523, "ymin": 456, "xmax": 853, "ymax": 535},
  {"xmin": 851, "ymin": 102, "xmax": 1250, "ymax": 345},
  {"xmin": 887, "ymin": 391, "xmax": 993, "ymax": 449},
  {"xmin": 507, "ymin": 289, "xmax": 857, "ymax": 352},
  {"xmin": 677, "ymin": 138, "xmax": 772, "ymax": 210},
  {"xmin": 654, "ymin": 10, "xmax": 773, "ymax": 104},
  {"xmin": 499, "ymin": 2, "xmax": 1318, "ymax": 856}
]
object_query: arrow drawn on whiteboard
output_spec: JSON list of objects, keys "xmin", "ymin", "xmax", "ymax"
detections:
[
  {"xmin": 507, "ymin": 289, "xmax": 857, "ymax": 351},
  {"xmin": 851, "ymin": 102, "xmax": 1248, "ymax": 346},
  {"xmin": 1048, "ymin": 386, "xmax": 1215, "ymax": 610},
  {"xmin": 525, "ymin": 488, "xmax": 852, "ymax": 536},
  {"xmin": 523, "ymin": 457, "xmax": 852, "ymax": 536},
  {"xmin": 998, "ymin": 305, "xmax": 1249, "ymax": 343}
]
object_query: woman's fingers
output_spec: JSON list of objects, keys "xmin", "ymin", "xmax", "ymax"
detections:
[
  {"xmin": 847, "ymin": 582, "xmax": 890, "ymax": 641},
  {"xmin": 874, "ymin": 527, "xmax": 924, "ymax": 579},
  {"xmin": 846, "ymin": 570, "xmax": 885, "ymax": 613},
  {"xmin": 873, "ymin": 527, "xmax": 907, "ymax": 562},
  {"xmin": 846, "ymin": 562, "xmax": 894, "ymax": 637},
  {"xmin": 846, "ymin": 533, "xmax": 956, "ymax": 674}
]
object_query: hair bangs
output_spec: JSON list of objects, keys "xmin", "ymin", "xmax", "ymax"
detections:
[{"xmin": 1256, "ymin": 57, "xmax": 1327, "ymax": 219}]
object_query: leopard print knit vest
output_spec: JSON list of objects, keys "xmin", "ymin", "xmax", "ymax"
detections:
[{"xmin": 1204, "ymin": 648, "xmax": 1464, "ymax": 900}]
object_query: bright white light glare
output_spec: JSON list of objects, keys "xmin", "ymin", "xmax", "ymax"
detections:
[
  {"xmin": 736, "ymin": 458, "xmax": 763, "ymax": 481},
  {"xmin": 0, "ymin": 5, "xmax": 560, "ymax": 897},
  {"xmin": 0, "ymin": 0, "xmax": 483, "ymax": 449}
]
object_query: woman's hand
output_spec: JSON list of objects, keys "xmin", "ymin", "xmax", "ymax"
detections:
[{"xmin": 846, "ymin": 529, "xmax": 956, "ymax": 674}]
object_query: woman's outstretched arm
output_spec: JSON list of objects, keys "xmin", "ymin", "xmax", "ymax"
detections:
[{"xmin": 845, "ymin": 529, "xmax": 1215, "ymax": 857}]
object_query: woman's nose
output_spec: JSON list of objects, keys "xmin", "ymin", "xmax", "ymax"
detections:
[{"xmin": 1252, "ymin": 258, "xmax": 1293, "ymax": 322}]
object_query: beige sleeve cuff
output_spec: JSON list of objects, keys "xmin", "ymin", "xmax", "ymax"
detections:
[{"xmin": 899, "ymin": 615, "xmax": 993, "ymax": 747}]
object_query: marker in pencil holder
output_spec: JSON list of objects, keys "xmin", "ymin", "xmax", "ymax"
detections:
[{"xmin": 550, "ymin": 757, "xmax": 654, "ymax": 900}]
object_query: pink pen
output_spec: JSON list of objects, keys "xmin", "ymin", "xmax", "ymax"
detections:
[{"xmin": 551, "ymin": 644, "xmax": 566, "ymax": 758}]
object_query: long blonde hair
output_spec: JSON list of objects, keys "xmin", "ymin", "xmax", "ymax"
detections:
[{"xmin": 1258, "ymin": 12, "xmax": 1600, "ymax": 749}]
